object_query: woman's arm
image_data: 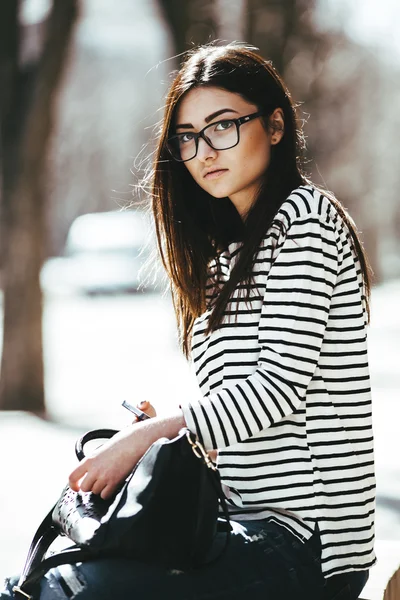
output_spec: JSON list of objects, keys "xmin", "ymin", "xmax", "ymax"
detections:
[
  {"xmin": 68, "ymin": 409, "xmax": 185, "ymax": 500},
  {"xmin": 180, "ymin": 212, "xmax": 340, "ymax": 451}
]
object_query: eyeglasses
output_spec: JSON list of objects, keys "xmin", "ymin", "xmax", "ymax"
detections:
[{"xmin": 166, "ymin": 111, "xmax": 265, "ymax": 162}]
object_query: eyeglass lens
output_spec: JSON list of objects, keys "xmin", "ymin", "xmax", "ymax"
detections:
[{"xmin": 169, "ymin": 120, "xmax": 238, "ymax": 161}]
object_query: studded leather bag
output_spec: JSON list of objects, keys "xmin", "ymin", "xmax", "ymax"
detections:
[{"xmin": 13, "ymin": 427, "xmax": 231, "ymax": 600}]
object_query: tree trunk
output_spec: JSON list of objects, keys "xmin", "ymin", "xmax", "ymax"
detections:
[
  {"xmin": 0, "ymin": 0, "xmax": 79, "ymax": 412},
  {"xmin": 158, "ymin": 0, "xmax": 217, "ymax": 58},
  {"xmin": 246, "ymin": 0, "xmax": 300, "ymax": 75}
]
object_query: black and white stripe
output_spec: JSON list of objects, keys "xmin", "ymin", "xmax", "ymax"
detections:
[{"xmin": 181, "ymin": 184, "xmax": 376, "ymax": 578}]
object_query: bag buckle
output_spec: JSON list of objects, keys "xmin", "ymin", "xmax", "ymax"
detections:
[
  {"xmin": 186, "ymin": 431, "xmax": 217, "ymax": 471},
  {"xmin": 12, "ymin": 586, "xmax": 33, "ymax": 599}
]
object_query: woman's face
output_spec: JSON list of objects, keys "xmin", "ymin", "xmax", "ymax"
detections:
[{"xmin": 174, "ymin": 86, "xmax": 284, "ymax": 218}]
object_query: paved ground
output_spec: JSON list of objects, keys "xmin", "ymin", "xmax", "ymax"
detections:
[{"xmin": 0, "ymin": 280, "xmax": 399, "ymax": 597}]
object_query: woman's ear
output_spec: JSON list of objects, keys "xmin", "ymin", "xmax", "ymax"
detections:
[{"xmin": 269, "ymin": 108, "xmax": 285, "ymax": 145}]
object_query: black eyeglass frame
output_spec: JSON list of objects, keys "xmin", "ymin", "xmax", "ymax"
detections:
[{"xmin": 166, "ymin": 111, "xmax": 266, "ymax": 162}]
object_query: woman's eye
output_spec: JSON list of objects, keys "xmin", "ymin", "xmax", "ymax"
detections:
[
  {"xmin": 179, "ymin": 133, "xmax": 195, "ymax": 144},
  {"xmin": 215, "ymin": 120, "xmax": 234, "ymax": 131}
]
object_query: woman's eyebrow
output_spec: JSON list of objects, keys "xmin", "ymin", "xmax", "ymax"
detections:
[{"xmin": 176, "ymin": 108, "xmax": 239, "ymax": 130}]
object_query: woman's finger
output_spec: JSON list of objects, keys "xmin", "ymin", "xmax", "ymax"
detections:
[
  {"xmin": 131, "ymin": 400, "xmax": 157, "ymax": 423},
  {"xmin": 79, "ymin": 473, "xmax": 98, "ymax": 493},
  {"xmin": 100, "ymin": 484, "xmax": 116, "ymax": 501},
  {"xmin": 138, "ymin": 400, "xmax": 157, "ymax": 418},
  {"xmin": 69, "ymin": 461, "xmax": 89, "ymax": 491},
  {"xmin": 91, "ymin": 479, "xmax": 105, "ymax": 496}
]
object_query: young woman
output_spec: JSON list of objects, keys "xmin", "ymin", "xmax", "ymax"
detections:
[{"xmin": 3, "ymin": 42, "xmax": 375, "ymax": 600}]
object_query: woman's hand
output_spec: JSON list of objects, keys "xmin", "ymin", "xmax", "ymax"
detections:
[
  {"xmin": 68, "ymin": 402, "xmax": 156, "ymax": 500},
  {"xmin": 131, "ymin": 400, "xmax": 157, "ymax": 423},
  {"xmin": 68, "ymin": 426, "xmax": 143, "ymax": 501},
  {"xmin": 208, "ymin": 449, "xmax": 218, "ymax": 462}
]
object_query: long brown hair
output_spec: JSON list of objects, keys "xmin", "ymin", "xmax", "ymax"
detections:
[{"xmin": 146, "ymin": 42, "xmax": 372, "ymax": 357}]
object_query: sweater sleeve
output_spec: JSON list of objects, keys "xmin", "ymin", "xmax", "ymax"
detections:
[{"xmin": 180, "ymin": 213, "xmax": 339, "ymax": 450}]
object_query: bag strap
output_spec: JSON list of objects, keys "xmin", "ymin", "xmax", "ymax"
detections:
[
  {"xmin": 185, "ymin": 430, "xmax": 232, "ymax": 568},
  {"xmin": 75, "ymin": 429, "xmax": 118, "ymax": 461},
  {"xmin": 205, "ymin": 461, "xmax": 232, "ymax": 564},
  {"xmin": 13, "ymin": 546, "xmax": 96, "ymax": 599},
  {"xmin": 17, "ymin": 508, "xmax": 57, "ymax": 582},
  {"xmin": 12, "ymin": 506, "xmax": 59, "ymax": 599}
]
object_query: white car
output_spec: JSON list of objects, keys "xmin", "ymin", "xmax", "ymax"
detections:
[{"xmin": 41, "ymin": 210, "xmax": 161, "ymax": 295}]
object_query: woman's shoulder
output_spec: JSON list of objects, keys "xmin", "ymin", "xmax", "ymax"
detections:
[{"xmin": 272, "ymin": 184, "xmax": 340, "ymax": 233}]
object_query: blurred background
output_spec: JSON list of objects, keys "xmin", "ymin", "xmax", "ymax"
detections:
[{"xmin": 0, "ymin": 0, "xmax": 399, "ymax": 590}]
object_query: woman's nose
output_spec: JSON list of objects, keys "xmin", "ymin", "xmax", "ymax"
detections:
[{"xmin": 197, "ymin": 136, "xmax": 218, "ymax": 161}]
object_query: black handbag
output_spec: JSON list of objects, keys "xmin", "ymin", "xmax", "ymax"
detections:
[{"xmin": 13, "ymin": 427, "xmax": 231, "ymax": 600}]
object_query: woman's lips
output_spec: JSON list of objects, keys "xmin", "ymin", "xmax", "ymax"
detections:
[{"xmin": 204, "ymin": 169, "xmax": 228, "ymax": 180}]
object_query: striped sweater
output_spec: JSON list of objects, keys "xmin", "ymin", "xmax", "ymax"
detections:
[{"xmin": 180, "ymin": 184, "xmax": 376, "ymax": 578}]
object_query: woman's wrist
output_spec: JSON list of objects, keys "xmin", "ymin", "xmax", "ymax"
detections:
[{"xmin": 131, "ymin": 408, "xmax": 187, "ymax": 456}]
